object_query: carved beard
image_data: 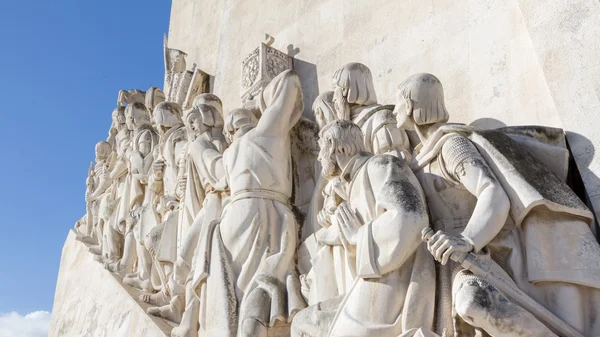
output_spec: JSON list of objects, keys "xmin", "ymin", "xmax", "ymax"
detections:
[
  {"xmin": 319, "ymin": 144, "xmax": 340, "ymax": 179},
  {"xmin": 334, "ymin": 88, "xmax": 351, "ymax": 121}
]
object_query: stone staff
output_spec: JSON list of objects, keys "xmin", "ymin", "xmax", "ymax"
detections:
[{"xmin": 421, "ymin": 227, "xmax": 584, "ymax": 337}]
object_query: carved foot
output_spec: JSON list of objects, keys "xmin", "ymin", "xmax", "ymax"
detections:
[
  {"xmin": 104, "ymin": 260, "xmax": 133, "ymax": 274},
  {"xmin": 92, "ymin": 254, "xmax": 106, "ymax": 263},
  {"xmin": 148, "ymin": 302, "xmax": 183, "ymax": 324},
  {"xmin": 139, "ymin": 288, "xmax": 170, "ymax": 306},
  {"xmin": 123, "ymin": 274, "xmax": 153, "ymax": 292},
  {"xmin": 88, "ymin": 245, "xmax": 102, "ymax": 255}
]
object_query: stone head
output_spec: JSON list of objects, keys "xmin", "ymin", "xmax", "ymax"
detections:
[
  {"xmin": 394, "ymin": 73, "xmax": 448, "ymax": 130},
  {"xmin": 112, "ymin": 106, "xmax": 126, "ymax": 127},
  {"xmin": 312, "ymin": 91, "xmax": 337, "ymax": 129},
  {"xmin": 318, "ymin": 119, "xmax": 365, "ymax": 179},
  {"xmin": 192, "ymin": 93, "xmax": 223, "ymax": 117},
  {"xmin": 332, "ymin": 62, "xmax": 377, "ymax": 120},
  {"xmin": 153, "ymin": 102, "xmax": 183, "ymax": 135},
  {"xmin": 124, "ymin": 102, "xmax": 151, "ymax": 130},
  {"xmin": 184, "ymin": 103, "xmax": 224, "ymax": 139},
  {"xmin": 95, "ymin": 141, "xmax": 112, "ymax": 162},
  {"xmin": 223, "ymin": 108, "xmax": 258, "ymax": 144}
]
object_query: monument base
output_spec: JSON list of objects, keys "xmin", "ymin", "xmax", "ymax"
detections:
[{"xmin": 49, "ymin": 231, "xmax": 174, "ymax": 337}]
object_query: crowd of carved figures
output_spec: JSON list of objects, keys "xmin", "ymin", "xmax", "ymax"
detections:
[{"xmin": 73, "ymin": 42, "xmax": 600, "ymax": 337}]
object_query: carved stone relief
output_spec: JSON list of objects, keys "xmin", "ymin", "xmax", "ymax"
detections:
[{"xmin": 69, "ymin": 42, "xmax": 600, "ymax": 337}]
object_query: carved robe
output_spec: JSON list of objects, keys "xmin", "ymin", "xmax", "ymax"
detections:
[
  {"xmin": 292, "ymin": 154, "xmax": 435, "ymax": 337},
  {"xmin": 129, "ymin": 125, "xmax": 159, "ymax": 241},
  {"xmin": 199, "ymin": 70, "xmax": 306, "ymax": 336},
  {"xmin": 413, "ymin": 125, "xmax": 600, "ymax": 336},
  {"xmin": 301, "ymin": 105, "xmax": 412, "ymax": 248},
  {"xmin": 152, "ymin": 124, "xmax": 187, "ymax": 264}
]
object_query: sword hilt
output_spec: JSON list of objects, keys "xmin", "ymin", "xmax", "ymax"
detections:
[{"xmin": 421, "ymin": 227, "xmax": 468, "ymax": 264}]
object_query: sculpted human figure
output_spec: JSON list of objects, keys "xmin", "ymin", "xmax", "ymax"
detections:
[
  {"xmin": 398, "ymin": 73, "xmax": 600, "ymax": 336},
  {"xmin": 332, "ymin": 62, "xmax": 410, "ymax": 158},
  {"xmin": 97, "ymin": 106, "xmax": 132, "ymax": 264},
  {"xmin": 105, "ymin": 103, "xmax": 158, "ymax": 283},
  {"xmin": 291, "ymin": 120, "xmax": 435, "ymax": 337},
  {"xmin": 148, "ymin": 100, "xmax": 228, "ymax": 331},
  {"xmin": 193, "ymin": 70, "xmax": 306, "ymax": 337},
  {"xmin": 138, "ymin": 102, "xmax": 188, "ymax": 305},
  {"xmin": 75, "ymin": 141, "xmax": 113, "ymax": 246}
]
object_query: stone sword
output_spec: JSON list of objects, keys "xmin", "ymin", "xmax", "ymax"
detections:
[{"xmin": 421, "ymin": 227, "xmax": 585, "ymax": 337}]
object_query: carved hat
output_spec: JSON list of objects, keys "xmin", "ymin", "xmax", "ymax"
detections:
[
  {"xmin": 125, "ymin": 102, "xmax": 151, "ymax": 126},
  {"xmin": 184, "ymin": 103, "xmax": 224, "ymax": 129},
  {"xmin": 332, "ymin": 62, "xmax": 377, "ymax": 106},
  {"xmin": 192, "ymin": 93, "xmax": 223, "ymax": 116},
  {"xmin": 154, "ymin": 102, "xmax": 183, "ymax": 127},
  {"xmin": 224, "ymin": 108, "xmax": 258, "ymax": 136},
  {"xmin": 398, "ymin": 73, "xmax": 448, "ymax": 126}
]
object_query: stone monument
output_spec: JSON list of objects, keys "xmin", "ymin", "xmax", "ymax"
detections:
[{"xmin": 51, "ymin": 1, "xmax": 600, "ymax": 337}]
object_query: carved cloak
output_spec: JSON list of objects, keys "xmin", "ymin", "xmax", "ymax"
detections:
[{"xmin": 413, "ymin": 124, "xmax": 600, "ymax": 336}]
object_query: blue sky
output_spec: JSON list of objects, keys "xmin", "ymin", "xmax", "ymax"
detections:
[{"xmin": 0, "ymin": 0, "xmax": 171, "ymax": 320}]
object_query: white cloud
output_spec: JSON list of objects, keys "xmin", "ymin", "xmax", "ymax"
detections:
[{"xmin": 0, "ymin": 311, "xmax": 50, "ymax": 337}]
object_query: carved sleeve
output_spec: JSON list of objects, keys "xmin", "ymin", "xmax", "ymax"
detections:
[
  {"xmin": 441, "ymin": 136, "xmax": 510, "ymax": 252},
  {"xmin": 354, "ymin": 157, "xmax": 429, "ymax": 277},
  {"xmin": 256, "ymin": 70, "xmax": 304, "ymax": 137}
]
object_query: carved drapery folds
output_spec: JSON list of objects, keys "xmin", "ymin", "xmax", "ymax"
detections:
[{"xmin": 72, "ymin": 40, "xmax": 600, "ymax": 337}]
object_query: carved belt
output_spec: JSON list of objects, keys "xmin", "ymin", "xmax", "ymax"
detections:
[{"xmin": 231, "ymin": 189, "xmax": 290, "ymax": 206}]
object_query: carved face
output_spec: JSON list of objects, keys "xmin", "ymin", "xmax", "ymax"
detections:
[
  {"xmin": 318, "ymin": 137, "xmax": 341, "ymax": 179},
  {"xmin": 394, "ymin": 91, "xmax": 414, "ymax": 130},
  {"xmin": 125, "ymin": 110, "xmax": 135, "ymax": 131},
  {"xmin": 186, "ymin": 111, "xmax": 208, "ymax": 139},
  {"xmin": 332, "ymin": 86, "xmax": 350, "ymax": 121}
]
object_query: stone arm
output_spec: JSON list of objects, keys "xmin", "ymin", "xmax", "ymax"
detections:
[
  {"xmin": 442, "ymin": 136, "xmax": 510, "ymax": 252},
  {"xmin": 256, "ymin": 70, "xmax": 304, "ymax": 137},
  {"xmin": 109, "ymin": 157, "xmax": 128, "ymax": 181},
  {"xmin": 189, "ymin": 138, "xmax": 226, "ymax": 189},
  {"xmin": 354, "ymin": 158, "xmax": 429, "ymax": 278},
  {"xmin": 88, "ymin": 172, "xmax": 112, "ymax": 200}
]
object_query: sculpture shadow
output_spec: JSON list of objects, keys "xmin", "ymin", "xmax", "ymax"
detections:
[
  {"xmin": 565, "ymin": 131, "xmax": 600, "ymax": 238},
  {"xmin": 289, "ymin": 45, "xmax": 319, "ymax": 120}
]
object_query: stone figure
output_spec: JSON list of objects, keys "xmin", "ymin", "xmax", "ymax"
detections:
[
  {"xmin": 138, "ymin": 102, "xmax": 188, "ymax": 306},
  {"xmin": 194, "ymin": 70, "xmax": 306, "ymax": 337},
  {"xmin": 149, "ymin": 100, "xmax": 228, "ymax": 331},
  {"xmin": 291, "ymin": 120, "xmax": 435, "ymax": 337},
  {"xmin": 84, "ymin": 142, "xmax": 114, "ymax": 250},
  {"xmin": 398, "ymin": 73, "xmax": 600, "ymax": 336},
  {"xmin": 332, "ymin": 62, "xmax": 410, "ymax": 158},
  {"xmin": 300, "ymin": 91, "xmax": 342, "ymax": 245},
  {"xmin": 75, "ymin": 141, "xmax": 113, "ymax": 245},
  {"xmin": 105, "ymin": 103, "xmax": 158, "ymax": 281},
  {"xmin": 98, "ymin": 106, "xmax": 132, "ymax": 264}
]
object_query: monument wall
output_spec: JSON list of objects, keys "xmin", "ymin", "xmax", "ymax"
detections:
[{"xmin": 167, "ymin": 0, "xmax": 600, "ymax": 221}]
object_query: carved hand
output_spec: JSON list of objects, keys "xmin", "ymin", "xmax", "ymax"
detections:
[
  {"xmin": 317, "ymin": 209, "xmax": 332, "ymax": 228},
  {"xmin": 426, "ymin": 230, "xmax": 474, "ymax": 265},
  {"xmin": 335, "ymin": 202, "xmax": 362, "ymax": 246}
]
